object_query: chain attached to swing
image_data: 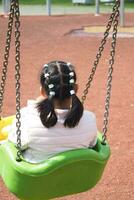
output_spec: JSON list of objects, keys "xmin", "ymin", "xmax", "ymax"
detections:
[
  {"xmin": 81, "ymin": 0, "xmax": 120, "ymax": 144},
  {"xmin": 0, "ymin": 0, "xmax": 22, "ymax": 161},
  {"xmin": 102, "ymin": 4, "xmax": 120, "ymax": 144},
  {"xmin": 14, "ymin": 0, "xmax": 21, "ymax": 161},
  {"xmin": 0, "ymin": 0, "xmax": 15, "ymax": 118}
]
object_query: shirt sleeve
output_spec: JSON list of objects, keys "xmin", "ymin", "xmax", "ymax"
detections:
[{"xmin": 8, "ymin": 108, "xmax": 29, "ymax": 151}]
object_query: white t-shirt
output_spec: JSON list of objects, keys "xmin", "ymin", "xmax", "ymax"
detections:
[{"xmin": 8, "ymin": 100, "xmax": 98, "ymax": 163}]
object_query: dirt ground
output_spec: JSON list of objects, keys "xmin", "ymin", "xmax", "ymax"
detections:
[{"xmin": 0, "ymin": 12, "xmax": 134, "ymax": 200}]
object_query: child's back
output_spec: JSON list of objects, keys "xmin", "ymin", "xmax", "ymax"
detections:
[{"xmin": 8, "ymin": 61, "xmax": 97, "ymax": 163}]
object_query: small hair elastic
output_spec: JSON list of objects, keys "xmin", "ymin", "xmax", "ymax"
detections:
[
  {"xmin": 49, "ymin": 91, "xmax": 55, "ymax": 97},
  {"xmin": 67, "ymin": 62, "xmax": 71, "ymax": 67},
  {"xmin": 69, "ymin": 72, "xmax": 74, "ymax": 77},
  {"xmin": 70, "ymin": 90, "xmax": 75, "ymax": 95},
  {"xmin": 69, "ymin": 79, "xmax": 75, "ymax": 84},
  {"xmin": 44, "ymin": 64, "xmax": 48, "ymax": 68},
  {"xmin": 48, "ymin": 84, "xmax": 54, "ymax": 89},
  {"xmin": 44, "ymin": 73, "xmax": 49, "ymax": 78}
]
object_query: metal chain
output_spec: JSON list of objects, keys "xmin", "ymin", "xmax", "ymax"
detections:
[
  {"xmin": 102, "ymin": 2, "xmax": 120, "ymax": 144},
  {"xmin": 0, "ymin": 0, "xmax": 15, "ymax": 118},
  {"xmin": 14, "ymin": 0, "xmax": 22, "ymax": 161},
  {"xmin": 81, "ymin": 0, "xmax": 120, "ymax": 104}
]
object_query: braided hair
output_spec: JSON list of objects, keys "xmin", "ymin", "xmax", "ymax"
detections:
[{"xmin": 37, "ymin": 61, "xmax": 84, "ymax": 128}]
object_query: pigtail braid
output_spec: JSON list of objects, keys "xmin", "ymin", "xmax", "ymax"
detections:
[
  {"xmin": 37, "ymin": 97, "xmax": 57, "ymax": 128},
  {"xmin": 64, "ymin": 94, "xmax": 84, "ymax": 128}
]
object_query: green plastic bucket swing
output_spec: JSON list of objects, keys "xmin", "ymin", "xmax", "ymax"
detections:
[{"xmin": 0, "ymin": 126, "xmax": 110, "ymax": 200}]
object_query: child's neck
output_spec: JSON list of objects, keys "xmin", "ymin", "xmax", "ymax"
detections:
[{"xmin": 54, "ymin": 98, "xmax": 71, "ymax": 110}]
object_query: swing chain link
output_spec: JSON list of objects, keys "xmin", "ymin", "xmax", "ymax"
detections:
[
  {"xmin": 81, "ymin": 0, "xmax": 120, "ymax": 144},
  {"xmin": 14, "ymin": 0, "xmax": 22, "ymax": 161},
  {"xmin": 0, "ymin": 0, "xmax": 15, "ymax": 118},
  {"xmin": 81, "ymin": 0, "xmax": 120, "ymax": 104},
  {"xmin": 0, "ymin": 0, "xmax": 22, "ymax": 161},
  {"xmin": 102, "ymin": 1, "xmax": 120, "ymax": 144}
]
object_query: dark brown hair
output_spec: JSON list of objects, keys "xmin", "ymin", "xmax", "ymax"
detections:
[{"xmin": 37, "ymin": 61, "xmax": 83, "ymax": 128}]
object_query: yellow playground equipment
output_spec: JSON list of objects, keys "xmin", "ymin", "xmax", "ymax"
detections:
[{"xmin": 0, "ymin": 116, "xmax": 15, "ymax": 141}]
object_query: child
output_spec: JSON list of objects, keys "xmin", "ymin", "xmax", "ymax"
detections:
[{"xmin": 8, "ymin": 61, "xmax": 98, "ymax": 163}]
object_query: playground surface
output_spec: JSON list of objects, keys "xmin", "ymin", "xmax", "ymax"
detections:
[{"xmin": 0, "ymin": 12, "xmax": 134, "ymax": 200}]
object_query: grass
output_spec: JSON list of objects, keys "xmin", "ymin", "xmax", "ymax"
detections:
[
  {"xmin": 19, "ymin": 1, "xmax": 134, "ymax": 9},
  {"xmin": 18, "ymin": 0, "xmax": 71, "ymax": 5},
  {"xmin": 0, "ymin": 0, "xmax": 72, "ymax": 6},
  {"xmin": 125, "ymin": 2, "xmax": 134, "ymax": 8},
  {"xmin": 0, "ymin": 0, "xmax": 73, "ymax": 5},
  {"xmin": 0, "ymin": 0, "xmax": 134, "ymax": 9},
  {"xmin": 18, "ymin": 0, "xmax": 134, "ymax": 6}
]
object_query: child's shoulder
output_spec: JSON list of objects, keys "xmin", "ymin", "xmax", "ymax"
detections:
[{"xmin": 83, "ymin": 110, "xmax": 96, "ymax": 121}]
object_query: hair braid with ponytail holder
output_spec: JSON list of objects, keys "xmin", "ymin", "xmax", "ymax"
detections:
[
  {"xmin": 63, "ymin": 62, "xmax": 84, "ymax": 128},
  {"xmin": 37, "ymin": 61, "xmax": 83, "ymax": 128},
  {"xmin": 37, "ymin": 63, "xmax": 57, "ymax": 128}
]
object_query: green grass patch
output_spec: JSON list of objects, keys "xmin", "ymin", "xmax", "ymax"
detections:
[
  {"xmin": 19, "ymin": 0, "xmax": 72, "ymax": 5},
  {"xmin": 0, "ymin": 0, "xmax": 72, "ymax": 6},
  {"xmin": 125, "ymin": 2, "xmax": 134, "ymax": 8},
  {"xmin": 18, "ymin": 0, "xmax": 134, "ymax": 8},
  {"xmin": 0, "ymin": 0, "xmax": 134, "ymax": 9}
]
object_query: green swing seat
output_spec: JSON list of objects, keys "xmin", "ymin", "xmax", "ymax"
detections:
[{"xmin": 0, "ymin": 132, "xmax": 110, "ymax": 200}]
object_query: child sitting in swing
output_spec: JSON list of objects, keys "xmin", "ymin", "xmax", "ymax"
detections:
[{"xmin": 8, "ymin": 61, "xmax": 98, "ymax": 163}]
